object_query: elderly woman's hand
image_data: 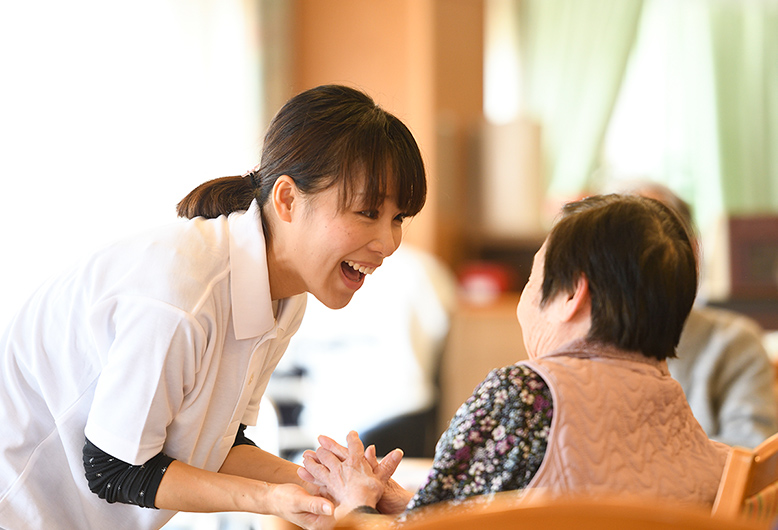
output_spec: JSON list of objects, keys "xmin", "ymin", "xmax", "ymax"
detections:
[
  {"xmin": 299, "ymin": 431, "xmax": 407, "ymax": 518},
  {"xmin": 361, "ymin": 443, "xmax": 414, "ymax": 515}
]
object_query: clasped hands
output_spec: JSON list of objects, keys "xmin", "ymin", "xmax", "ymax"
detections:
[{"xmin": 298, "ymin": 430, "xmax": 413, "ymax": 520}]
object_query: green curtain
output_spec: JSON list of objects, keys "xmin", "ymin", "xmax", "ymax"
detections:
[
  {"xmin": 518, "ymin": 0, "xmax": 644, "ymax": 199},
  {"xmin": 710, "ymin": 2, "xmax": 778, "ymax": 214},
  {"xmin": 601, "ymin": 0, "xmax": 724, "ymax": 234},
  {"xmin": 600, "ymin": 0, "xmax": 778, "ymax": 225}
]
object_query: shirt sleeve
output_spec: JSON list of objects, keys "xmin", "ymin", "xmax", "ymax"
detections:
[
  {"xmin": 84, "ymin": 296, "xmax": 207, "ymax": 465},
  {"xmin": 406, "ymin": 364, "xmax": 553, "ymax": 512}
]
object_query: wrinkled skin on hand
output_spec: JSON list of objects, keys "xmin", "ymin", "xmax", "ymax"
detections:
[
  {"xmin": 361, "ymin": 443, "xmax": 414, "ymax": 515},
  {"xmin": 298, "ymin": 431, "xmax": 408, "ymax": 518}
]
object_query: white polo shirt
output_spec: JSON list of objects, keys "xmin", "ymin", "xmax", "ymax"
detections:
[{"xmin": 0, "ymin": 200, "xmax": 306, "ymax": 530}]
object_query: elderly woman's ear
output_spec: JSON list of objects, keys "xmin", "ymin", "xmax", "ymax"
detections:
[{"xmin": 559, "ymin": 274, "xmax": 591, "ymax": 325}]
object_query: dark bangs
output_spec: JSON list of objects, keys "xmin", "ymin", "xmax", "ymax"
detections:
[{"xmin": 334, "ymin": 109, "xmax": 426, "ymax": 216}]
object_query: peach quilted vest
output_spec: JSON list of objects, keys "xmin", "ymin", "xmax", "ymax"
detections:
[{"xmin": 522, "ymin": 339, "xmax": 729, "ymax": 506}]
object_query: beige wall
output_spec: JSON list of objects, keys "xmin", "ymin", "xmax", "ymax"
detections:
[
  {"xmin": 289, "ymin": 0, "xmax": 484, "ymax": 268},
  {"xmin": 286, "ymin": 3, "xmax": 526, "ymax": 445}
]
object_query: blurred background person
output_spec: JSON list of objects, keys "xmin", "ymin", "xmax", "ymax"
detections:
[{"xmin": 624, "ymin": 181, "xmax": 778, "ymax": 448}]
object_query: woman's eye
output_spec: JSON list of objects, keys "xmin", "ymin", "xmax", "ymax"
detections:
[
  {"xmin": 359, "ymin": 210, "xmax": 379, "ymax": 219},
  {"xmin": 394, "ymin": 213, "xmax": 407, "ymax": 224}
]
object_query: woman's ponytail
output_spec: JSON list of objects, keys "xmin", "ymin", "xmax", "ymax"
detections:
[{"xmin": 176, "ymin": 175, "xmax": 255, "ymax": 219}]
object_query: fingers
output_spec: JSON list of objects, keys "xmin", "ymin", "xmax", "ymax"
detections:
[
  {"xmin": 297, "ymin": 466, "xmax": 316, "ymax": 484},
  {"xmin": 302, "ymin": 449, "xmax": 335, "ymax": 484},
  {"xmin": 315, "ymin": 432, "xmax": 369, "ymax": 464},
  {"xmin": 304, "ymin": 444, "xmax": 352, "ymax": 484},
  {"xmin": 317, "ymin": 435, "xmax": 348, "ymax": 460},
  {"xmin": 292, "ymin": 497, "xmax": 334, "ymax": 530},
  {"xmin": 374, "ymin": 448, "xmax": 403, "ymax": 481},
  {"xmin": 315, "ymin": 431, "xmax": 366, "ymax": 467},
  {"xmin": 364, "ymin": 444, "xmax": 379, "ymax": 468},
  {"xmin": 307, "ymin": 498, "xmax": 334, "ymax": 517},
  {"xmin": 364, "ymin": 443, "xmax": 403, "ymax": 479},
  {"xmin": 306, "ymin": 432, "xmax": 378, "ymax": 484},
  {"xmin": 271, "ymin": 483, "xmax": 335, "ymax": 530},
  {"xmin": 345, "ymin": 431, "xmax": 365, "ymax": 462},
  {"xmin": 302, "ymin": 449, "xmax": 320, "ymax": 462}
]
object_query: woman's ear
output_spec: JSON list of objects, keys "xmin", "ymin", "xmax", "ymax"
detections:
[
  {"xmin": 560, "ymin": 274, "xmax": 591, "ymax": 323},
  {"xmin": 271, "ymin": 175, "xmax": 297, "ymax": 223}
]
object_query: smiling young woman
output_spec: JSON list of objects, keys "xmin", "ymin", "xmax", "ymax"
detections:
[{"xmin": 0, "ymin": 85, "xmax": 426, "ymax": 530}]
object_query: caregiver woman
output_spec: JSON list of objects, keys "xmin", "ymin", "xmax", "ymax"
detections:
[{"xmin": 0, "ymin": 84, "xmax": 426, "ymax": 530}]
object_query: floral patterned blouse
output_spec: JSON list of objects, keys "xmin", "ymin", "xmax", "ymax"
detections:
[{"xmin": 405, "ymin": 364, "xmax": 553, "ymax": 512}]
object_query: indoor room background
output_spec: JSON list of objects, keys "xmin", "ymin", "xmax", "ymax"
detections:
[
  {"xmin": 3, "ymin": 0, "xmax": 777, "ymax": 327},
  {"xmin": 3, "ymin": 0, "xmax": 778, "ymax": 490},
  {"xmin": 3, "ymin": 0, "xmax": 778, "ymax": 528}
]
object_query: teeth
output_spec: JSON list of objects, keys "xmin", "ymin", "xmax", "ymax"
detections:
[{"xmin": 346, "ymin": 260, "xmax": 376, "ymax": 275}]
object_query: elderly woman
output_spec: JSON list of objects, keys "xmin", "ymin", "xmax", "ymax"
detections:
[{"xmin": 300, "ymin": 194, "xmax": 730, "ymax": 520}]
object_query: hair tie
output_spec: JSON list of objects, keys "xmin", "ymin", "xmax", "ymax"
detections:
[{"xmin": 242, "ymin": 168, "xmax": 259, "ymax": 190}]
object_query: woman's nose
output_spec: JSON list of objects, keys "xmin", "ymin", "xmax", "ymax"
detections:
[{"xmin": 368, "ymin": 220, "xmax": 402, "ymax": 257}]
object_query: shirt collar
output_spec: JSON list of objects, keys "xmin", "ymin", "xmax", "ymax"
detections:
[{"xmin": 228, "ymin": 199, "xmax": 275, "ymax": 340}]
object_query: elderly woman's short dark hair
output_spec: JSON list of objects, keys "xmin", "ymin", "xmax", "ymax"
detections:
[{"xmin": 541, "ymin": 194, "xmax": 697, "ymax": 360}]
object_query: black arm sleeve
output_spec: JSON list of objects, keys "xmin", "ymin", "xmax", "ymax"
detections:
[
  {"xmin": 233, "ymin": 423, "xmax": 257, "ymax": 448},
  {"xmin": 83, "ymin": 438, "xmax": 175, "ymax": 509}
]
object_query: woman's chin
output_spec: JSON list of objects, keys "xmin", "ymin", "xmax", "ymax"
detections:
[{"xmin": 314, "ymin": 290, "xmax": 356, "ymax": 310}]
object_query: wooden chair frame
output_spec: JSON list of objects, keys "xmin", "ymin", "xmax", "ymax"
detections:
[
  {"xmin": 713, "ymin": 433, "xmax": 778, "ymax": 521},
  {"xmin": 338, "ymin": 492, "xmax": 768, "ymax": 530}
]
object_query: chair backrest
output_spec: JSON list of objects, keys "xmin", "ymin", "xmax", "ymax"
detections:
[
  {"xmin": 337, "ymin": 493, "xmax": 768, "ymax": 530},
  {"xmin": 713, "ymin": 432, "xmax": 778, "ymax": 522}
]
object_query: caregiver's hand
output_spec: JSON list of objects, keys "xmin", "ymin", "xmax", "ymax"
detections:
[{"xmin": 268, "ymin": 482, "xmax": 335, "ymax": 530}]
